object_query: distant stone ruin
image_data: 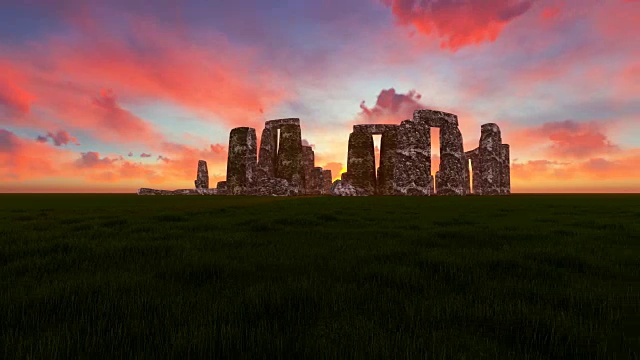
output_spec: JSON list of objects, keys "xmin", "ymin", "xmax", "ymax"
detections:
[
  {"xmin": 332, "ymin": 109, "xmax": 509, "ymax": 196},
  {"xmin": 137, "ymin": 109, "xmax": 510, "ymax": 196},
  {"xmin": 225, "ymin": 118, "xmax": 333, "ymax": 196}
]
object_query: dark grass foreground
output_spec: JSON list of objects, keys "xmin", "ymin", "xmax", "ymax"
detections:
[{"xmin": 1, "ymin": 194, "xmax": 639, "ymax": 359}]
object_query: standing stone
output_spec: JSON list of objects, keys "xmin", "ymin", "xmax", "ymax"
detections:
[
  {"xmin": 302, "ymin": 146, "xmax": 315, "ymax": 193},
  {"xmin": 216, "ymin": 181, "xmax": 227, "ymax": 195},
  {"xmin": 253, "ymin": 178, "xmax": 294, "ymax": 196},
  {"xmin": 477, "ymin": 123, "xmax": 502, "ymax": 195},
  {"xmin": 322, "ymin": 170, "xmax": 332, "ymax": 194},
  {"xmin": 276, "ymin": 123, "xmax": 303, "ymax": 191},
  {"xmin": 437, "ymin": 123, "xmax": 466, "ymax": 196},
  {"xmin": 226, "ymin": 127, "xmax": 257, "ymax": 195},
  {"xmin": 377, "ymin": 127, "xmax": 398, "ymax": 195},
  {"xmin": 393, "ymin": 120, "xmax": 432, "ymax": 196},
  {"xmin": 256, "ymin": 127, "xmax": 277, "ymax": 180},
  {"xmin": 194, "ymin": 160, "xmax": 209, "ymax": 189},
  {"xmin": 346, "ymin": 131, "xmax": 376, "ymax": 195},
  {"xmin": 500, "ymin": 144, "xmax": 511, "ymax": 195},
  {"xmin": 305, "ymin": 167, "xmax": 324, "ymax": 195}
]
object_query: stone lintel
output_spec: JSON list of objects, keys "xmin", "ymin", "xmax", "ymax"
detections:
[{"xmin": 352, "ymin": 124, "xmax": 398, "ymax": 135}]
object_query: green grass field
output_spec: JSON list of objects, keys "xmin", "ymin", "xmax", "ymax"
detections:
[{"xmin": 1, "ymin": 194, "xmax": 639, "ymax": 359}]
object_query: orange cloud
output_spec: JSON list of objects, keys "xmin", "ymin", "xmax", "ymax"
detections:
[
  {"xmin": 0, "ymin": 129, "xmax": 229, "ymax": 191},
  {"xmin": 509, "ymin": 120, "xmax": 619, "ymax": 159},
  {"xmin": 511, "ymin": 151, "xmax": 640, "ymax": 192}
]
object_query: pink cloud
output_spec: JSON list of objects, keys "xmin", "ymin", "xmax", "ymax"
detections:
[
  {"xmin": 37, "ymin": 130, "xmax": 80, "ymax": 146},
  {"xmin": 358, "ymin": 88, "xmax": 424, "ymax": 124},
  {"xmin": 382, "ymin": 0, "xmax": 535, "ymax": 51},
  {"xmin": 0, "ymin": 61, "xmax": 35, "ymax": 117},
  {"xmin": 75, "ymin": 152, "xmax": 118, "ymax": 168},
  {"xmin": 509, "ymin": 120, "xmax": 619, "ymax": 159},
  {"xmin": 0, "ymin": 10, "xmax": 293, "ymax": 150}
]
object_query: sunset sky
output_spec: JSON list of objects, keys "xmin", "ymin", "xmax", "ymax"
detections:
[{"xmin": 1, "ymin": 0, "xmax": 638, "ymax": 193}]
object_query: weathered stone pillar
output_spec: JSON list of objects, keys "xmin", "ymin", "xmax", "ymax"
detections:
[
  {"xmin": 347, "ymin": 131, "xmax": 376, "ymax": 195},
  {"xmin": 393, "ymin": 119, "xmax": 431, "ymax": 196},
  {"xmin": 500, "ymin": 144, "xmax": 511, "ymax": 195},
  {"xmin": 226, "ymin": 127, "xmax": 257, "ymax": 195},
  {"xmin": 276, "ymin": 123, "xmax": 303, "ymax": 190},
  {"xmin": 256, "ymin": 127, "xmax": 277, "ymax": 180},
  {"xmin": 322, "ymin": 170, "xmax": 332, "ymax": 194},
  {"xmin": 194, "ymin": 160, "xmax": 209, "ymax": 189},
  {"xmin": 437, "ymin": 123, "xmax": 466, "ymax": 196},
  {"xmin": 478, "ymin": 123, "xmax": 502, "ymax": 195},
  {"xmin": 305, "ymin": 167, "xmax": 324, "ymax": 195},
  {"xmin": 377, "ymin": 127, "xmax": 398, "ymax": 195},
  {"xmin": 216, "ymin": 181, "xmax": 227, "ymax": 195},
  {"xmin": 302, "ymin": 145, "xmax": 315, "ymax": 193}
]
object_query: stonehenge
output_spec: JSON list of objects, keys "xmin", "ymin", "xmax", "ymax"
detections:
[
  {"xmin": 138, "ymin": 109, "xmax": 510, "ymax": 196},
  {"xmin": 339, "ymin": 109, "xmax": 510, "ymax": 196}
]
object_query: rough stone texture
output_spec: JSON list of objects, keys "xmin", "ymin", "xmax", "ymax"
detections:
[
  {"xmin": 276, "ymin": 124, "xmax": 303, "ymax": 192},
  {"xmin": 353, "ymin": 124, "xmax": 398, "ymax": 135},
  {"xmin": 322, "ymin": 170, "xmax": 332, "ymax": 194},
  {"xmin": 330, "ymin": 180, "xmax": 358, "ymax": 196},
  {"xmin": 393, "ymin": 120, "xmax": 432, "ymax": 196},
  {"xmin": 194, "ymin": 160, "xmax": 209, "ymax": 189},
  {"xmin": 226, "ymin": 127, "xmax": 257, "ymax": 195},
  {"xmin": 216, "ymin": 181, "xmax": 227, "ymax": 195},
  {"xmin": 138, "ymin": 188, "xmax": 173, "ymax": 195},
  {"xmin": 341, "ymin": 172, "xmax": 349, "ymax": 182},
  {"xmin": 305, "ymin": 167, "xmax": 325, "ymax": 195},
  {"xmin": 265, "ymin": 118, "xmax": 300, "ymax": 129},
  {"xmin": 256, "ymin": 127, "xmax": 277, "ymax": 180},
  {"xmin": 302, "ymin": 145, "xmax": 315, "ymax": 193},
  {"xmin": 253, "ymin": 178, "xmax": 299, "ymax": 196},
  {"xmin": 413, "ymin": 109, "xmax": 459, "ymax": 128},
  {"xmin": 500, "ymin": 144, "xmax": 511, "ymax": 195},
  {"xmin": 477, "ymin": 123, "xmax": 502, "ymax": 195},
  {"xmin": 377, "ymin": 127, "xmax": 398, "ymax": 195},
  {"xmin": 138, "ymin": 188, "xmax": 217, "ymax": 195},
  {"xmin": 347, "ymin": 131, "xmax": 376, "ymax": 195},
  {"xmin": 436, "ymin": 123, "xmax": 467, "ymax": 196}
]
